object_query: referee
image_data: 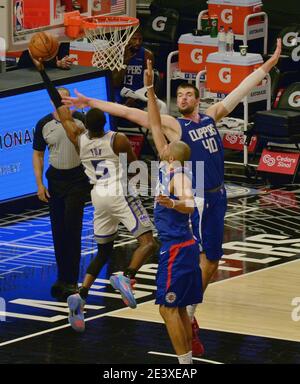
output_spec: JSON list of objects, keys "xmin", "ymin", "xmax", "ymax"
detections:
[{"xmin": 32, "ymin": 87, "xmax": 91, "ymax": 300}]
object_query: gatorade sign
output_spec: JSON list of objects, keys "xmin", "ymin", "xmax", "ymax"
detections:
[
  {"xmin": 219, "ymin": 67, "xmax": 231, "ymax": 83},
  {"xmin": 221, "ymin": 9, "xmax": 233, "ymax": 24},
  {"xmin": 258, "ymin": 149, "xmax": 300, "ymax": 175},
  {"xmin": 283, "ymin": 32, "xmax": 300, "ymax": 62},
  {"xmin": 152, "ymin": 16, "xmax": 167, "ymax": 32},
  {"xmin": 191, "ymin": 49, "xmax": 203, "ymax": 64},
  {"xmin": 288, "ymin": 91, "xmax": 300, "ymax": 107}
]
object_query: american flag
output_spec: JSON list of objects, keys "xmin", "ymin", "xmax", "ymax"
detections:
[{"xmin": 111, "ymin": 0, "xmax": 126, "ymax": 14}]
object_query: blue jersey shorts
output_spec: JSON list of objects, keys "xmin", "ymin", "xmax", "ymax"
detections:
[
  {"xmin": 192, "ymin": 186, "xmax": 227, "ymax": 261},
  {"xmin": 155, "ymin": 238, "xmax": 203, "ymax": 307}
]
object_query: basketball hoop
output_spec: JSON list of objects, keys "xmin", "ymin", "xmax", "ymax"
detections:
[{"xmin": 64, "ymin": 12, "xmax": 139, "ymax": 71}]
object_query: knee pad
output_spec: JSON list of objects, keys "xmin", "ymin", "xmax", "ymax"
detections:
[{"xmin": 86, "ymin": 241, "xmax": 114, "ymax": 277}]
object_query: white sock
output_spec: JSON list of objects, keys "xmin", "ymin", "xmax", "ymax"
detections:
[
  {"xmin": 178, "ymin": 351, "xmax": 193, "ymax": 364},
  {"xmin": 186, "ymin": 304, "xmax": 198, "ymax": 321}
]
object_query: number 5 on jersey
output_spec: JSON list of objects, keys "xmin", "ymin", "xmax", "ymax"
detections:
[{"xmin": 91, "ymin": 160, "xmax": 110, "ymax": 180}]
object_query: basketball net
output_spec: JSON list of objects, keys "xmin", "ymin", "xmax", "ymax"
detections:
[
  {"xmin": 64, "ymin": 13, "xmax": 139, "ymax": 71},
  {"xmin": 84, "ymin": 21, "xmax": 139, "ymax": 71}
]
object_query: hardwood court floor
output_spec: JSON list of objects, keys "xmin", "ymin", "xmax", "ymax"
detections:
[
  {"xmin": 112, "ymin": 259, "xmax": 300, "ymax": 342},
  {"xmin": 0, "ymin": 184, "xmax": 300, "ymax": 364}
]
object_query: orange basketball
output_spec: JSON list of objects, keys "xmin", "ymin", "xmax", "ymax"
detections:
[{"xmin": 28, "ymin": 32, "xmax": 59, "ymax": 61}]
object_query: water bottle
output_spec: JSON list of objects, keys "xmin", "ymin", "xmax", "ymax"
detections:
[
  {"xmin": 201, "ymin": 15, "xmax": 210, "ymax": 34},
  {"xmin": 226, "ymin": 27, "xmax": 234, "ymax": 55},
  {"xmin": 210, "ymin": 15, "xmax": 218, "ymax": 38},
  {"xmin": 218, "ymin": 26, "xmax": 226, "ymax": 53}
]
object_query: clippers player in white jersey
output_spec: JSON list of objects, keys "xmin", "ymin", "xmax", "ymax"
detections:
[
  {"xmin": 31, "ymin": 58, "xmax": 157, "ymax": 333},
  {"xmin": 62, "ymin": 39, "xmax": 282, "ymax": 345}
]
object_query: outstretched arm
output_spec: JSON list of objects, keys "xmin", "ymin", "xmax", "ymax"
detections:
[
  {"xmin": 31, "ymin": 57, "xmax": 84, "ymax": 150},
  {"xmin": 62, "ymin": 91, "xmax": 181, "ymax": 142},
  {"xmin": 63, "ymin": 89, "xmax": 150, "ymax": 126},
  {"xmin": 144, "ymin": 59, "xmax": 167, "ymax": 157},
  {"xmin": 56, "ymin": 106, "xmax": 84, "ymax": 151},
  {"xmin": 30, "ymin": 56, "xmax": 64, "ymax": 110},
  {"xmin": 206, "ymin": 38, "xmax": 282, "ymax": 122}
]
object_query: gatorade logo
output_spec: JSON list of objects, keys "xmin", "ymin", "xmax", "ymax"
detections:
[
  {"xmin": 282, "ymin": 32, "xmax": 300, "ymax": 62},
  {"xmin": 283, "ymin": 32, "xmax": 298, "ymax": 47},
  {"xmin": 219, "ymin": 68, "xmax": 231, "ymax": 83},
  {"xmin": 221, "ymin": 9, "xmax": 233, "ymax": 24},
  {"xmin": 191, "ymin": 49, "xmax": 203, "ymax": 64},
  {"xmin": 152, "ymin": 16, "xmax": 167, "ymax": 32},
  {"xmin": 288, "ymin": 91, "xmax": 300, "ymax": 107}
]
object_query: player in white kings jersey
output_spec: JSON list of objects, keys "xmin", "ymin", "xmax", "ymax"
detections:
[{"xmin": 31, "ymin": 58, "xmax": 157, "ymax": 332}]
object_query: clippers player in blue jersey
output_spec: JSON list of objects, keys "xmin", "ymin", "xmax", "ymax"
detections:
[
  {"xmin": 145, "ymin": 59, "xmax": 202, "ymax": 364},
  {"xmin": 112, "ymin": 28, "xmax": 154, "ymax": 109},
  {"xmin": 62, "ymin": 39, "xmax": 282, "ymax": 354}
]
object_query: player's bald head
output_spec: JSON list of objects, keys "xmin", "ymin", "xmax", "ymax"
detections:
[{"xmin": 168, "ymin": 141, "xmax": 191, "ymax": 164}]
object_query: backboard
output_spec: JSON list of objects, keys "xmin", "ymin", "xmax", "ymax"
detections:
[{"xmin": 0, "ymin": 0, "xmax": 136, "ymax": 52}]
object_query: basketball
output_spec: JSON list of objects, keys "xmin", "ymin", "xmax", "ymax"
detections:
[{"xmin": 28, "ymin": 32, "xmax": 59, "ymax": 61}]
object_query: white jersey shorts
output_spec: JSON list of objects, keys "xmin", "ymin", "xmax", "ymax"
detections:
[{"xmin": 91, "ymin": 187, "xmax": 153, "ymax": 244}]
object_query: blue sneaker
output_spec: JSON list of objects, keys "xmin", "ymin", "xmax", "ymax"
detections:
[
  {"xmin": 110, "ymin": 274, "xmax": 137, "ymax": 309},
  {"xmin": 67, "ymin": 293, "xmax": 85, "ymax": 332}
]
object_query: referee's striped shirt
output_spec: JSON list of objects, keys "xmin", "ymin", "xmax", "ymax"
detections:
[{"xmin": 33, "ymin": 111, "xmax": 85, "ymax": 170}]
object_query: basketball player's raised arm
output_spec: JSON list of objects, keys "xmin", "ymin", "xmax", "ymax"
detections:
[
  {"xmin": 63, "ymin": 89, "xmax": 149, "ymax": 126},
  {"xmin": 206, "ymin": 38, "xmax": 282, "ymax": 122},
  {"xmin": 56, "ymin": 106, "xmax": 84, "ymax": 151},
  {"xmin": 144, "ymin": 59, "xmax": 167, "ymax": 157},
  {"xmin": 31, "ymin": 57, "xmax": 84, "ymax": 151},
  {"xmin": 31, "ymin": 56, "xmax": 64, "ymax": 110},
  {"xmin": 62, "ymin": 92, "xmax": 181, "ymax": 142}
]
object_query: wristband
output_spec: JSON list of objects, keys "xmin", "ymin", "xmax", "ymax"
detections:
[
  {"xmin": 170, "ymin": 199, "xmax": 175, "ymax": 209},
  {"xmin": 146, "ymin": 84, "xmax": 154, "ymax": 89}
]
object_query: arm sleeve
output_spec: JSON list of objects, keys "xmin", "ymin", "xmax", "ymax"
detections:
[
  {"xmin": 221, "ymin": 67, "xmax": 267, "ymax": 114},
  {"xmin": 43, "ymin": 57, "xmax": 57, "ymax": 68},
  {"xmin": 57, "ymin": 42, "xmax": 70, "ymax": 59},
  {"xmin": 39, "ymin": 69, "xmax": 63, "ymax": 109},
  {"xmin": 17, "ymin": 50, "xmax": 33, "ymax": 69}
]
